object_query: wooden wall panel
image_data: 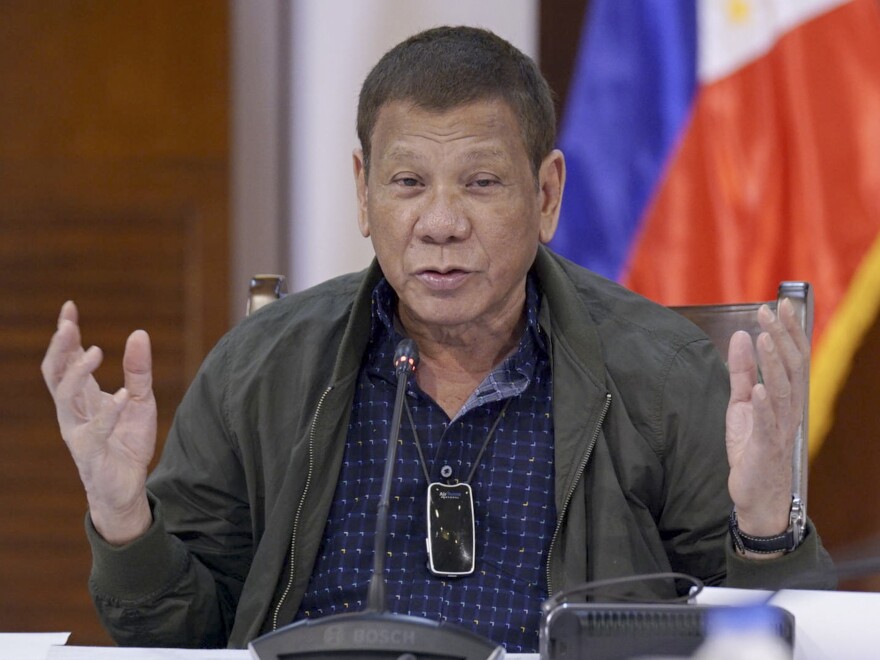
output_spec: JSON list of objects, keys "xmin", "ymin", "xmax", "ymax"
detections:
[
  {"xmin": 0, "ymin": 1, "xmax": 229, "ymax": 645},
  {"xmin": 539, "ymin": 0, "xmax": 589, "ymax": 122},
  {"xmin": 808, "ymin": 322, "xmax": 880, "ymax": 589}
]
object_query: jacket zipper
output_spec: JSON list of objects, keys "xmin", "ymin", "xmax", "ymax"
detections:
[
  {"xmin": 544, "ymin": 392, "xmax": 611, "ymax": 596},
  {"xmin": 271, "ymin": 385, "xmax": 333, "ymax": 631}
]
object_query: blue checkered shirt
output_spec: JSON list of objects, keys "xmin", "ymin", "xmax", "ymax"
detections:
[{"xmin": 295, "ymin": 276, "xmax": 556, "ymax": 652}]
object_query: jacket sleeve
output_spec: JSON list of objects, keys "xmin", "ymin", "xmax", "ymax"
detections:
[
  {"xmin": 655, "ymin": 337, "xmax": 733, "ymax": 587},
  {"xmin": 726, "ymin": 520, "xmax": 836, "ymax": 589},
  {"xmin": 87, "ymin": 333, "xmax": 253, "ymax": 648},
  {"xmin": 658, "ymin": 338, "xmax": 835, "ymax": 591},
  {"xmin": 86, "ymin": 496, "xmax": 234, "ymax": 647}
]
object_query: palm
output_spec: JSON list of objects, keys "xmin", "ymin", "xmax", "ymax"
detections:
[{"xmin": 67, "ymin": 379, "xmax": 156, "ymax": 508}]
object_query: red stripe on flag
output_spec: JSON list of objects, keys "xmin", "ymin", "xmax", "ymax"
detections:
[{"xmin": 621, "ymin": 0, "xmax": 880, "ymax": 451}]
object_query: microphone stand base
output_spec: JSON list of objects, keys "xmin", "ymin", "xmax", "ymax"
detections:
[{"xmin": 248, "ymin": 611, "xmax": 504, "ymax": 660}]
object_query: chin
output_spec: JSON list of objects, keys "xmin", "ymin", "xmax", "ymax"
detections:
[{"xmin": 406, "ymin": 302, "xmax": 479, "ymax": 330}]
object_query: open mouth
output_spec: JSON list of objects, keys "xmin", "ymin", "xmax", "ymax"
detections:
[{"xmin": 416, "ymin": 269, "xmax": 470, "ymax": 290}]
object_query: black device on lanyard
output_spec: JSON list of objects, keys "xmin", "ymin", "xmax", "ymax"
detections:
[
  {"xmin": 427, "ymin": 481, "xmax": 476, "ymax": 576},
  {"xmin": 408, "ymin": 394, "xmax": 511, "ymax": 579}
]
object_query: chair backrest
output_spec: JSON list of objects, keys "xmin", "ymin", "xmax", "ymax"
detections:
[
  {"xmin": 670, "ymin": 282, "xmax": 813, "ymax": 514},
  {"xmin": 246, "ymin": 274, "xmax": 288, "ymax": 316},
  {"xmin": 246, "ymin": 274, "xmax": 813, "ymax": 512}
]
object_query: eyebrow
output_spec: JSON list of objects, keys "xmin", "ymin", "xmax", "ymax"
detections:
[
  {"xmin": 382, "ymin": 147, "xmax": 425, "ymax": 163},
  {"xmin": 463, "ymin": 148, "xmax": 506, "ymax": 163},
  {"xmin": 381, "ymin": 147, "xmax": 507, "ymax": 164}
]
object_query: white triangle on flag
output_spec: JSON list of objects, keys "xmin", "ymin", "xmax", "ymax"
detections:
[{"xmin": 698, "ymin": 0, "xmax": 850, "ymax": 83}]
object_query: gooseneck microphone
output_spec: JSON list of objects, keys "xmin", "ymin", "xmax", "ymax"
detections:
[
  {"xmin": 367, "ymin": 338, "xmax": 420, "ymax": 613},
  {"xmin": 249, "ymin": 339, "xmax": 503, "ymax": 660}
]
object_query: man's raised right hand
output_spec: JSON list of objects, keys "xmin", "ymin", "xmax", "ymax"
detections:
[{"xmin": 41, "ymin": 301, "xmax": 156, "ymax": 545}]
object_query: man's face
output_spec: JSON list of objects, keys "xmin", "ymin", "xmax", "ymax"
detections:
[{"xmin": 353, "ymin": 99, "xmax": 564, "ymax": 335}]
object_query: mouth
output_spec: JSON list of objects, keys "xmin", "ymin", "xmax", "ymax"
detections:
[{"xmin": 415, "ymin": 268, "xmax": 471, "ymax": 291}]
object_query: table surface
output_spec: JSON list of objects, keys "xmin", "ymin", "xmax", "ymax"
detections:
[
  {"xmin": 0, "ymin": 635, "xmax": 537, "ymax": 660},
  {"xmin": 7, "ymin": 587, "xmax": 880, "ymax": 659}
]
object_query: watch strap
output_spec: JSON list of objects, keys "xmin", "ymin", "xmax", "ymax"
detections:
[{"xmin": 729, "ymin": 498, "xmax": 805, "ymax": 555}]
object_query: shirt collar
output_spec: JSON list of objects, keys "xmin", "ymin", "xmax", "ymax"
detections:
[{"xmin": 366, "ymin": 275, "xmax": 547, "ymax": 410}]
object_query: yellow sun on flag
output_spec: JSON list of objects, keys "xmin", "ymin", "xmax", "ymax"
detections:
[{"xmin": 726, "ymin": 0, "xmax": 752, "ymax": 23}]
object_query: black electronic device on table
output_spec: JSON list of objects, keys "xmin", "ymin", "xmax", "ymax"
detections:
[{"xmin": 541, "ymin": 591, "xmax": 794, "ymax": 660}]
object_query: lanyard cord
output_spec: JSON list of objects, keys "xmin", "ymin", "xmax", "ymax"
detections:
[{"xmin": 404, "ymin": 396, "xmax": 513, "ymax": 485}]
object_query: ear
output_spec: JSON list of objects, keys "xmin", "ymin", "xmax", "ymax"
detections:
[
  {"xmin": 353, "ymin": 148, "xmax": 370, "ymax": 237},
  {"xmin": 537, "ymin": 149, "xmax": 566, "ymax": 244}
]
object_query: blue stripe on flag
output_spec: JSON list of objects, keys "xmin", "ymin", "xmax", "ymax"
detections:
[{"xmin": 550, "ymin": 0, "xmax": 699, "ymax": 280}]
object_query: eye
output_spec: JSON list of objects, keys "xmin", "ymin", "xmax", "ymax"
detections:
[
  {"xmin": 392, "ymin": 175, "xmax": 422, "ymax": 188},
  {"xmin": 469, "ymin": 177, "xmax": 500, "ymax": 189}
]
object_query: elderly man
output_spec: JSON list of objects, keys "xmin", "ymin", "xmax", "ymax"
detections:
[{"xmin": 42, "ymin": 26, "xmax": 832, "ymax": 653}]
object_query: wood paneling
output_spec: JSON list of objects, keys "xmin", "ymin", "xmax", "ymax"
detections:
[
  {"xmin": 540, "ymin": 0, "xmax": 590, "ymax": 122},
  {"xmin": 0, "ymin": 1, "xmax": 229, "ymax": 645},
  {"xmin": 808, "ymin": 321, "xmax": 880, "ymax": 589}
]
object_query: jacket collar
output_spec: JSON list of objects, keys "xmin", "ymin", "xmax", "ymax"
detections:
[
  {"xmin": 533, "ymin": 245, "xmax": 607, "ymax": 391},
  {"xmin": 329, "ymin": 259, "xmax": 384, "ymax": 386},
  {"xmin": 332, "ymin": 247, "xmax": 610, "ymax": 393}
]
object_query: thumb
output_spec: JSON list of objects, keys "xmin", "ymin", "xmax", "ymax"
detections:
[{"xmin": 123, "ymin": 330, "xmax": 153, "ymax": 400}]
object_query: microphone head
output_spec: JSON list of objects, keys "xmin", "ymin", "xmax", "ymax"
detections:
[{"xmin": 393, "ymin": 338, "xmax": 419, "ymax": 375}]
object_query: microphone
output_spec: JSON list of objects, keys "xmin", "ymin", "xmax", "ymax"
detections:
[
  {"xmin": 366, "ymin": 338, "xmax": 420, "ymax": 613},
  {"xmin": 249, "ymin": 338, "xmax": 503, "ymax": 660}
]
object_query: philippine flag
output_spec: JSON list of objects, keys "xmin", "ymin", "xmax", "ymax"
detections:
[{"xmin": 551, "ymin": 0, "xmax": 880, "ymax": 453}]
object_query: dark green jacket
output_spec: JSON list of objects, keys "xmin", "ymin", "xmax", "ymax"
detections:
[{"xmin": 87, "ymin": 247, "xmax": 833, "ymax": 648}]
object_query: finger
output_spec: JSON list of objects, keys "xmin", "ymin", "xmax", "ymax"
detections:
[
  {"xmin": 58, "ymin": 300, "xmax": 79, "ymax": 327},
  {"xmin": 758, "ymin": 304, "xmax": 805, "ymax": 381},
  {"xmin": 123, "ymin": 330, "xmax": 153, "ymax": 400},
  {"xmin": 42, "ymin": 315, "xmax": 86, "ymax": 394},
  {"xmin": 53, "ymin": 345, "xmax": 105, "ymax": 428},
  {"xmin": 727, "ymin": 330, "xmax": 759, "ymax": 404},
  {"xmin": 777, "ymin": 298, "xmax": 810, "ymax": 391},
  {"xmin": 778, "ymin": 299, "xmax": 809, "ymax": 425},
  {"xmin": 758, "ymin": 301, "xmax": 807, "ymax": 424},
  {"xmin": 779, "ymin": 298, "xmax": 811, "ymax": 359},
  {"xmin": 754, "ymin": 331, "xmax": 794, "ymax": 434}
]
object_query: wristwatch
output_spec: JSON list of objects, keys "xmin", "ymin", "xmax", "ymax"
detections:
[{"xmin": 729, "ymin": 497, "xmax": 806, "ymax": 555}]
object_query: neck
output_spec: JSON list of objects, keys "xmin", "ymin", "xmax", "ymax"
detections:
[{"xmin": 398, "ymin": 293, "xmax": 527, "ymax": 418}]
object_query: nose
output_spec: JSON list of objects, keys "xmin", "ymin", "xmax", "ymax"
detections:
[{"xmin": 414, "ymin": 187, "xmax": 470, "ymax": 244}]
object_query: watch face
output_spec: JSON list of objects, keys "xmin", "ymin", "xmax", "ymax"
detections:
[{"xmin": 426, "ymin": 482, "xmax": 475, "ymax": 576}]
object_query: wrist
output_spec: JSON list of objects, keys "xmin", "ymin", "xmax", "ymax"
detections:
[
  {"xmin": 729, "ymin": 498, "xmax": 806, "ymax": 559},
  {"xmin": 732, "ymin": 508, "xmax": 790, "ymax": 538},
  {"xmin": 88, "ymin": 493, "xmax": 152, "ymax": 546}
]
